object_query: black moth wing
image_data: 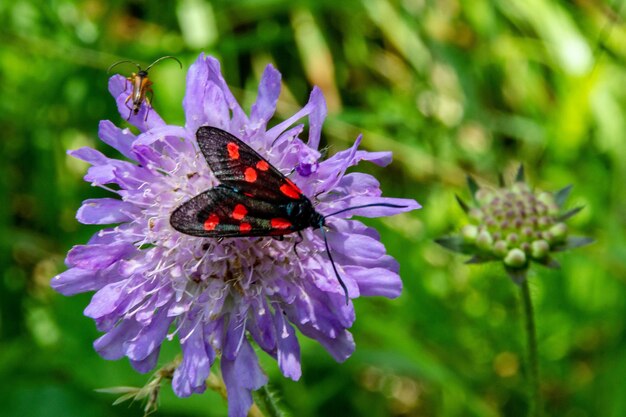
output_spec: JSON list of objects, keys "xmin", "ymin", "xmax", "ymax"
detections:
[
  {"xmin": 196, "ymin": 126, "xmax": 303, "ymax": 202},
  {"xmin": 170, "ymin": 184, "xmax": 303, "ymax": 238}
]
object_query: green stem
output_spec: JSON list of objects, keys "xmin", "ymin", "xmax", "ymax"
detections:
[
  {"xmin": 253, "ymin": 384, "xmax": 285, "ymax": 417},
  {"xmin": 520, "ymin": 279, "xmax": 541, "ymax": 417}
]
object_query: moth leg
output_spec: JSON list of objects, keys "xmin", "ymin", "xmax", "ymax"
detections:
[
  {"xmin": 217, "ymin": 237, "xmax": 224, "ymax": 244},
  {"xmin": 272, "ymin": 236, "xmax": 285, "ymax": 242},
  {"xmin": 293, "ymin": 231, "xmax": 304, "ymax": 258}
]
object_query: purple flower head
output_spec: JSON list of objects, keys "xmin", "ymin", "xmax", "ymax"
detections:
[{"xmin": 52, "ymin": 54, "xmax": 420, "ymax": 417}]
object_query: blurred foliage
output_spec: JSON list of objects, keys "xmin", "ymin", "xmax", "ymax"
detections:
[{"xmin": 0, "ymin": 0, "xmax": 625, "ymax": 416}]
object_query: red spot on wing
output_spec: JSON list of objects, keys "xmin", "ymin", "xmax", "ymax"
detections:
[
  {"xmin": 280, "ymin": 179, "xmax": 302, "ymax": 199},
  {"xmin": 227, "ymin": 142, "xmax": 240, "ymax": 160},
  {"xmin": 203, "ymin": 213, "xmax": 220, "ymax": 231},
  {"xmin": 239, "ymin": 222, "xmax": 251, "ymax": 233},
  {"xmin": 256, "ymin": 160, "xmax": 269, "ymax": 171},
  {"xmin": 244, "ymin": 167, "xmax": 257, "ymax": 182},
  {"xmin": 232, "ymin": 204, "xmax": 247, "ymax": 220},
  {"xmin": 271, "ymin": 218, "xmax": 292, "ymax": 230}
]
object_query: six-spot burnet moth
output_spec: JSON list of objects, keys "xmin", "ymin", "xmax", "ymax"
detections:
[
  {"xmin": 170, "ymin": 126, "xmax": 408, "ymax": 303},
  {"xmin": 107, "ymin": 56, "xmax": 182, "ymax": 120}
]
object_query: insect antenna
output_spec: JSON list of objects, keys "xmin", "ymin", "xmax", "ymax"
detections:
[
  {"xmin": 320, "ymin": 202, "xmax": 409, "ymax": 305},
  {"xmin": 319, "ymin": 225, "xmax": 350, "ymax": 305},
  {"xmin": 145, "ymin": 55, "xmax": 183, "ymax": 72},
  {"xmin": 323, "ymin": 202, "xmax": 409, "ymax": 219},
  {"xmin": 107, "ymin": 60, "xmax": 141, "ymax": 73}
]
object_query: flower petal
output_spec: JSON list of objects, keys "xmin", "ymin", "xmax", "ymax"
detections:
[
  {"xmin": 266, "ymin": 87, "xmax": 325, "ymax": 143},
  {"xmin": 130, "ymin": 348, "xmax": 160, "ymax": 373},
  {"xmin": 312, "ymin": 137, "xmax": 393, "ymax": 194},
  {"xmin": 66, "ymin": 242, "xmax": 136, "ymax": 270},
  {"xmin": 173, "ymin": 315, "xmax": 215, "ymax": 397},
  {"xmin": 93, "ymin": 318, "xmax": 142, "ymax": 360},
  {"xmin": 183, "ymin": 55, "xmax": 231, "ymax": 133},
  {"xmin": 273, "ymin": 308, "xmax": 301, "ymax": 380},
  {"xmin": 222, "ymin": 306, "xmax": 249, "ymax": 361},
  {"xmin": 125, "ymin": 304, "xmax": 174, "ymax": 361},
  {"xmin": 77, "ymin": 198, "xmax": 138, "ymax": 225},
  {"xmin": 324, "ymin": 196, "xmax": 421, "ymax": 218},
  {"xmin": 221, "ymin": 339, "xmax": 267, "ymax": 417},
  {"xmin": 205, "ymin": 55, "xmax": 249, "ymax": 131},
  {"xmin": 344, "ymin": 266, "xmax": 402, "ymax": 298},
  {"xmin": 250, "ymin": 64, "xmax": 281, "ymax": 130},
  {"xmin": 307, "ymin": 87, "xmax": 327, "ymax": 149},
  {"xmin": 98, "ymin": 120, "xmax": 136, "ymax": 160},
  {"xmin": 247, "ymin": 298, "xmax": 276, "ymax": 353},
  {"xmin": 68, "ymin": 146, "xmax": 108, "ymax": 166},
  {"xmin": 291, "ymin": 314, "xmax": 355, "ymax": 362},
  {"xmin": 50, "ymin": 266, "xmax": 119, "ymax": 296},
  {"xmin": 84, "ymin": 280, "xmax": 130, "ymax": 319}
]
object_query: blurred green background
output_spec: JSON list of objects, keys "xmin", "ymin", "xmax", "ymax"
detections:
[{"xmin": 0, "ymin": 0, "xmax": 624, "ymax": 416}]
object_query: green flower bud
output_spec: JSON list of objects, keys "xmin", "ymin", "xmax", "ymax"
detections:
[
  {"xmin": 493, "ymin": 240, "xmax": 508, "ymax": 257},
  {"xmin": 536, "ymin": 203, "xmax": 548, "ymax": 215},
  {"xmin": 548, "ymin": 223, "xmax": 567, "ymax": 242},
  {"xmin": 476, "ymin": 229, "xmax": 493, "ymax": 250},
  {"xmin": 511, "ymin": 182, "xmax": 529, "ymax": 194},
  {"xmin": 476, "ymin": 189, "xmax": 494, "ymax": 206},
  {"xmin": 506, "ymin": 233, "xmax": 519, "ymax": 245},
  {"xmin": 530, "ymin": 240, "xmax": 550, "ymax": 259},
  {"xmin": 436, "ymin": 167, "xmax": 591, "ymax": 281},
  {"xmin": 504, "ymin": 248, "xmax": 527, "ymax": 268},
  {"xmin": 537, "ymin": 192, "xmax": 554, "ymax": 207},
  {"xmin": 537, "ymin": 216, "xmax": 551, "ymax": 228},
  {"xmin": 468, "ymin": 208, "xmax": 483, "ymax": 223},
  {"xmin": 547, "ymin": 204, "xmax": 559, "ymax": 216},
  {"xmin": 461, "ymin": 225, "xmax": 479, "ymax": 242}
]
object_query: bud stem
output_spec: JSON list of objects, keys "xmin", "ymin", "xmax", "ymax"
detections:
[{"xmin": 520, "ymin": 279, "xmax": 541, "ymax": 417}]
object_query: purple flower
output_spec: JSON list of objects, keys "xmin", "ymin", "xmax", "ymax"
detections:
[{"xmin": 52, "ymin": 53, "xmax": 420, "ymax": 417}]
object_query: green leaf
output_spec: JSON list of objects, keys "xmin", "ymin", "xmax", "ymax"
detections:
[
  {"xmin": 434, "ymin": 236, "xmax": 476, "ymax": 255},
  {"xmin": 515, "ymin": 164, "xmax": 525, "ymax": 182},
  {"xmin": 554, "ymin": 184, "xmax": 573, "ymax": 208},
  {"xmin": 552, "ymin": 236, "xmax": 594, "ymax": 252},
  {"xmin": 556, "ymin": 206, "xmax": 584, "ymax": 221},
  {"xmin": 465, "ymin": 255, "xmax": 497, "ymax": 264},
  {"xmin": 536, "ymin": 257, "xmax": 561, "ymax": 269},
  {"xmin": 455, "ymin": 194, "xmax": 470, "ymax": 213},
  {"xmin": 467, "ymin": 175, "xmax": 479, "ymax": 201}
]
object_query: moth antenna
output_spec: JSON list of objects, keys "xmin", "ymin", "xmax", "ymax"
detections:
[
  {"xmin": 107, "ymin": 60, "xmax": 141, "ymax": 73},
  {"xmin": 319, "ymin": 226, "xmax": 349, "ymax": 305},
  {"xmin": 323, "ymin": 203, "xmax": 408, "ymax": 219},
  {"xmin": 146, "ymin": 55, "xmax": 183, "ymax": 72}
]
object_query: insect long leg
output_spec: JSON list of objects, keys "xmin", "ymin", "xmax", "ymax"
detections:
[
  {"xmin": 144, "ymin": 88, "xmax": 154, "ymax": 121},
  {"xmin": 124, "ymin": 77, "xmax": 133, "ymax": 93},
  {"xmin": 124, "ymin": 95, "xmax": 133, "ymax": 120},
  {"xmin": 293, "ymin": 231, "xmax": 304, "ymax": 258}
]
